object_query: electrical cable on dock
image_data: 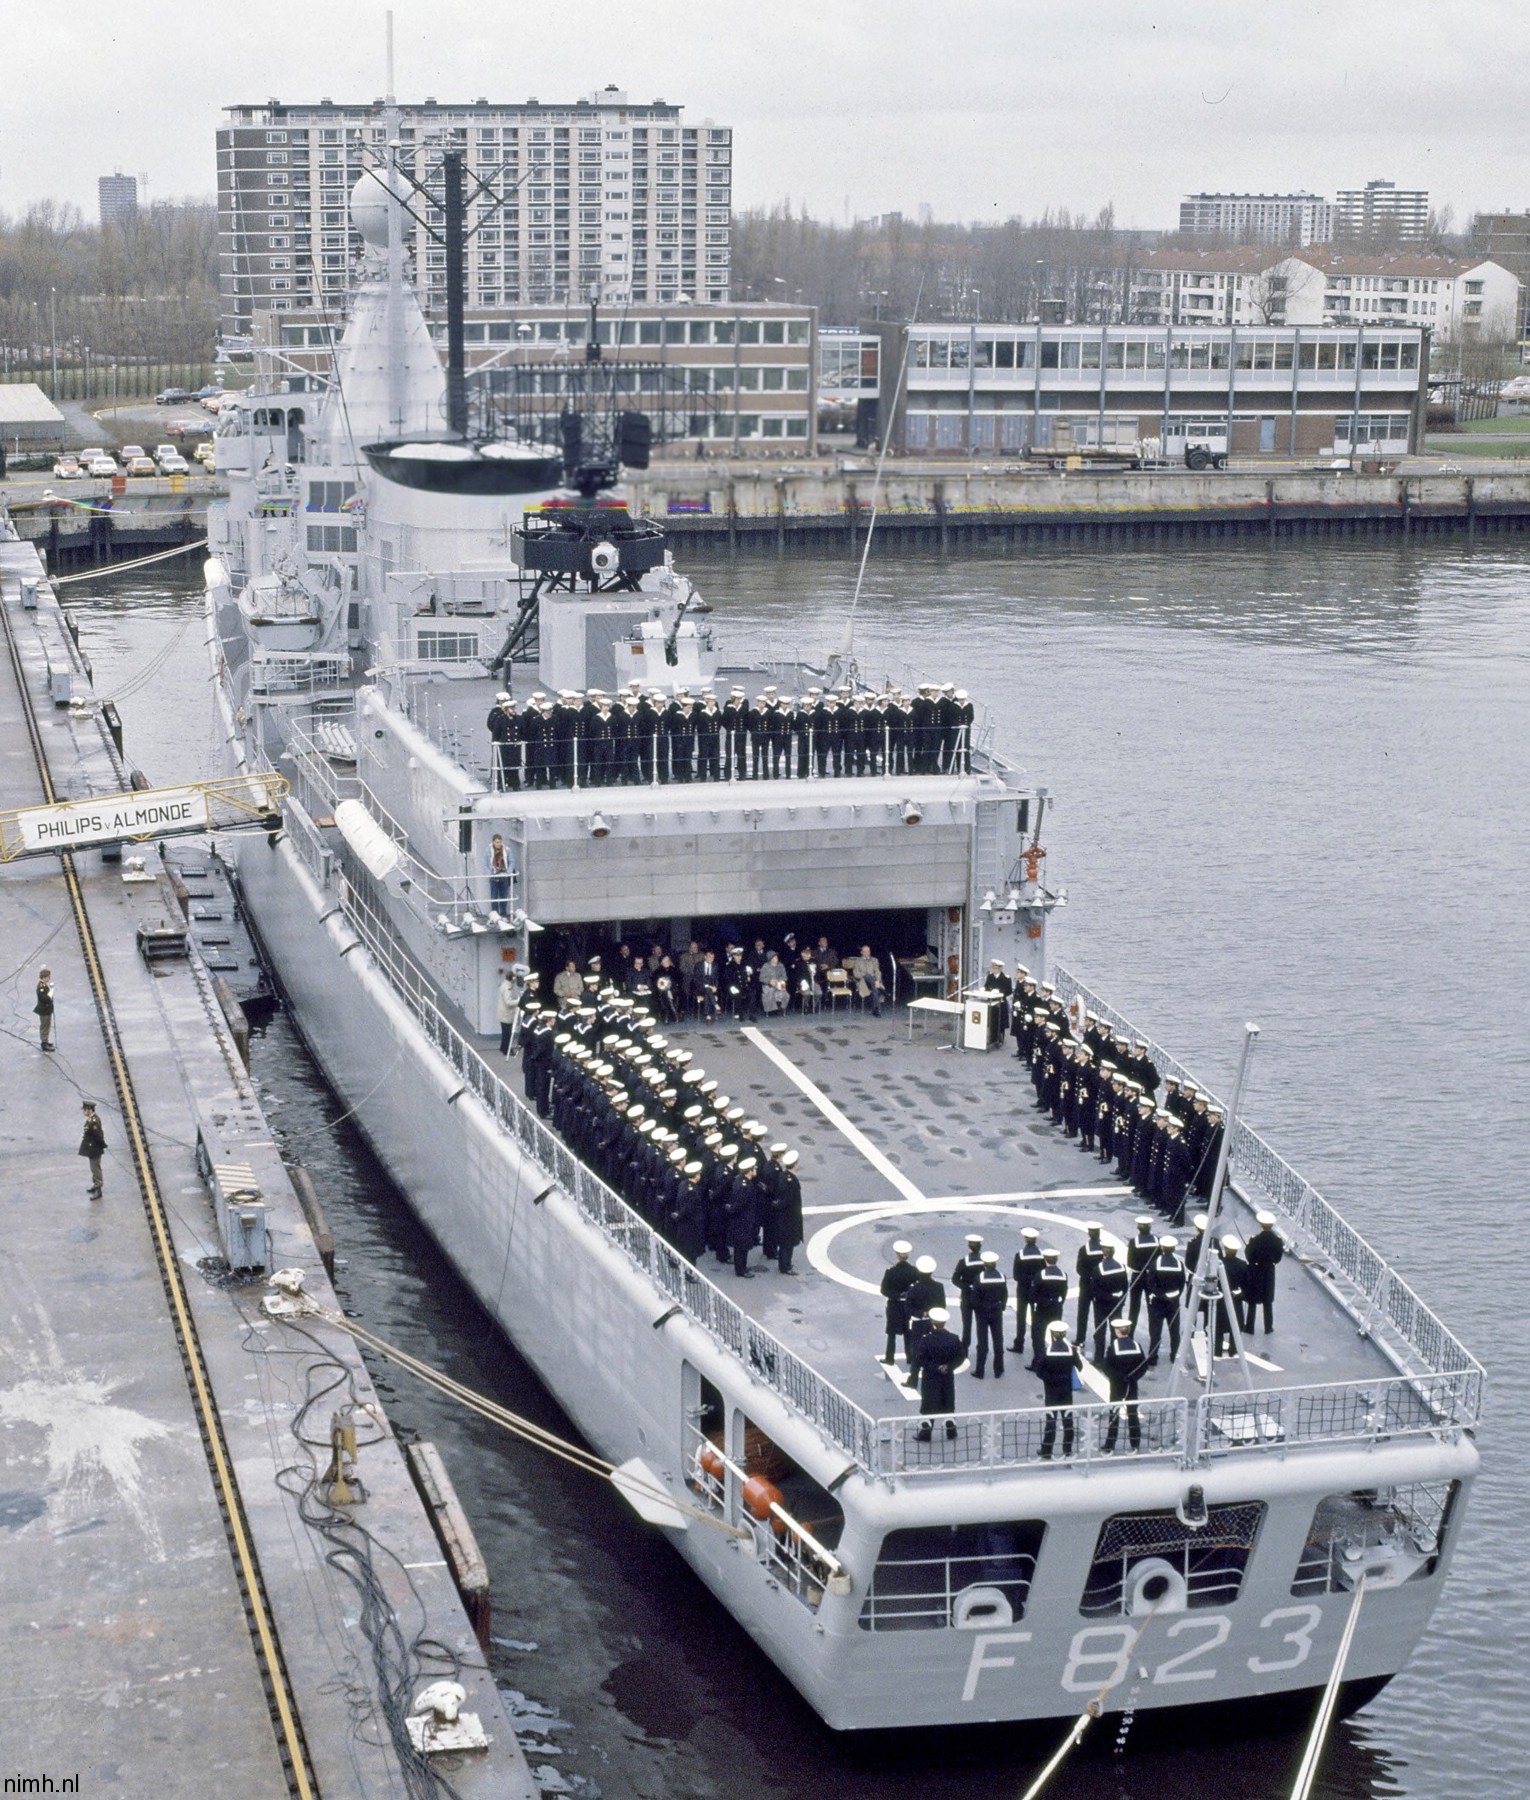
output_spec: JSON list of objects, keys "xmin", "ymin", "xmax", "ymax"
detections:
[
  {"xmin": 51, "ymin": 536, "xmax": 210, "ymax": 584},
  {"xmin": 1287, "ymin": 1577, "xmax": 1368, "ymax": 1800}
]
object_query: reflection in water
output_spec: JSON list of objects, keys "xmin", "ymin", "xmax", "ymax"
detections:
[{"xmin": 72, "ymin": 538, "xmax": 1530, "ymax": 1797}]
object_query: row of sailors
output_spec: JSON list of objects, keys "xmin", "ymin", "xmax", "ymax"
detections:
[
  {"xmin": 517, "ymin": 992, "xmax": 804, "ymax": 1275},
  {"xmin": 883, "ymin": 1214, "xmax": 1286, "ymax": 1445},
  {"xmin": 486, "ymin": 680, "xmax": 977, "ymax": 790},
  {"xmin": 1008, "ymin": 973, "xmax": 1226, "ymax": 1223}
]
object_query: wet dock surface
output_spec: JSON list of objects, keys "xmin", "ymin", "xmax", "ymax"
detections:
[{"xmin": 0, "ymin": 536, "xmax": 535, "ymax": 1796}]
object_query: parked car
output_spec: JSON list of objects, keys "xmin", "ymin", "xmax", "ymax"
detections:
[
  {"xmin": 159, "ymin": 453, "xmax": 190, "ymax": 476},
  {"xmin": 192, "ymin": 440, "xmax": 215, "ymax": 468},
  {"xmin": 87, "ymin": 455, "xmax": 118, "ymax": 477},
  {"xmin": 194, "ymin": 384, "xmax": 221, "ymax": 399},
  {"xmin": 153, "ymin": 444, "xmax": 178, "ymax": 467},
  {"xmin": 155, "ymin": 386, "xmax": 193, "ymax": 405},
  {"xmin": 200, "ymin": 394, "xmax": 223, "ymax": 414},
  {"xmin": 52, "ymin": 456, "xmax": 83, "ymax": 479},
  {"xmin": 125, "ymin": 454, "xmax": 156, "ymax": 477},
  {"xmin": 77, "ymin": 446, "xmax": 106, "ymax": 466},
  {"xmin": 121, "ymin": 443, "xmax": 147, "ymax": 461}
]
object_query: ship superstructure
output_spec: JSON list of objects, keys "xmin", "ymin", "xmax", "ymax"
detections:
[{"xmin": 204, "ymin": 158, "xmax": 1482, "ymax": 1734}]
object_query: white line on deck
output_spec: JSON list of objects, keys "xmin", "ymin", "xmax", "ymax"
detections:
[
  {"xmin": 803, "ymin": 1184, "xmax": 1128, "ymax": 1216},
  {"xmin": 741, "ymin": 1025, "xmax": 926, "ymax": 1203}
]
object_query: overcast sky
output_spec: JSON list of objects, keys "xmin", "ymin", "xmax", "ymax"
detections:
[{"xmin": 6, "ymin": 0, "xmax": 1530, "ymax": 228}]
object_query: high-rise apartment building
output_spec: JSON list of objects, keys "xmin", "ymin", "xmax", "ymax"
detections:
[
  {"xmin": 1333, "ymin": 180, "xmax": 1429, "ymax": 246},
  {"xmin": 1178, "ymin": 192, "xmax": 1333, "ymax": 246},
  {"xmin": 216, "ymin": 88, "xmax": 732, "ymax": 340},
  {"xmin": 98, "ymin": 172, "xmax": 138, "ymax": 231}
]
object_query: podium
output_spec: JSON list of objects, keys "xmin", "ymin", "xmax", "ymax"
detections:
[{"xmin": 961, "ymin": 988, "xmax": 1003, "ymax": 1051}]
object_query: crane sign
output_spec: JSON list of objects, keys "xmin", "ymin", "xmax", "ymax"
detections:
[{"xmin": 0, "ymin": 772, "xmax": 288, "ymax": 863}]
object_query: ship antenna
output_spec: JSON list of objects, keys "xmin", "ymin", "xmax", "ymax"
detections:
[
  {"xmin": 834, "ymin": 273, "xmax": 923, "ymax": 671},
  {"xmin": 385, "ymin": 7, "xmax": 395, "ymax": 105}
]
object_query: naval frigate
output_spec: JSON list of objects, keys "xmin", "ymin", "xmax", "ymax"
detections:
[{"xmin": 203, "ymin": 135, "xmax": 1482, "ymax": 1736}]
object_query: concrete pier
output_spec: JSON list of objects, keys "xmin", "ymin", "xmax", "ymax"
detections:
[{"xmin": 0, "ymin": 524, "xmax": 535, "ymax": 1797}]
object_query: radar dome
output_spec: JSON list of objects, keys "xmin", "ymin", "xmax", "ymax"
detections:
[{"xmin": 349, "ymin": 168, "xmax": 406, "ymax": 251}]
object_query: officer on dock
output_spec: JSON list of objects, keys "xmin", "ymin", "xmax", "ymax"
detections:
[
  {"xmin": 79, "ymin": 1099, "xmax": 106, "ymax": 1198},
  {"xmin": 911, "ymin": 1307, "xmax": 962, "ymax": 1442}
]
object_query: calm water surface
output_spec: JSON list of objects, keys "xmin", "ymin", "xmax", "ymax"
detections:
[{"xmin": 75, "ymin": 538, "xmax": 1529, "ymax": 1799}]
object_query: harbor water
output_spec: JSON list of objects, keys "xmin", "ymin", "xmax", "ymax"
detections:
[{"xmin": 76, "ymin": 537, "xmax": 1528, "ymax": 1799}]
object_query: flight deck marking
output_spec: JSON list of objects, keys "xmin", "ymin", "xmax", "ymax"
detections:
[
  {"xmin": 804, "ymin": 1185, "xmax": 1128, "ymax": 1216},
  {"xmin": 741, "ymin": 1025, "xmax": 926, "ymax": 1202}
]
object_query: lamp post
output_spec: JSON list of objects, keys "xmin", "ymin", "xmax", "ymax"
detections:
[{"xmin": 49, "ymin": 287, "xmax": 58, "ymax": 400}]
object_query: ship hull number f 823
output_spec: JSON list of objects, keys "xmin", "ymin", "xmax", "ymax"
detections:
[{"xmin": 960, "ymin": 1606, "xmax": 1325, "ymax": 1703}]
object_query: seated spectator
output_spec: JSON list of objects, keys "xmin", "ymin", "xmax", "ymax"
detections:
[
  {"xmin": 653, "ymin": 955, "xmax": 682, "ymax": 1022},
  {"xmin": 844, "ymin": 946, "xmax": 886, "ymax": 1017},
  {"xmin": 758, "ymin": 952, "xmax": 789, "ymax": 1015}
]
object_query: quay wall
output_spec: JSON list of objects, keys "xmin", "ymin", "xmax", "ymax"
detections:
[{"xmin": 8, "ymin": 466, "xmax": 1530, "ymax": 570}]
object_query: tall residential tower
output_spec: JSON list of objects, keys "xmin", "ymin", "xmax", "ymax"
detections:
[{"xmin": 216, "ymin": 89, "xmax": 732, "ymax": 341}]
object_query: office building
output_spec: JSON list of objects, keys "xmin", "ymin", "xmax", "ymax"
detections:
[
  {"xmin": 879, "ymin": 321, "xmax": 1429, "ymax": 457},
  {"xmin": 1178, "ymin": 192, "xmax": 1333, "ymax": 246},
  {"xmin": 98, "ymin": 172, "xmax": 138, "ymax": 231},
  {"xmin": 1130, "ymin": 248, "xmax": 1519, "ymax": 337},
  {"xmin": 255, "ymin": 300, "xmax": 815, "ymax": 450},
  {"xmin": 1334, "ymin": 180, "xmax": 1429, "ymax": 246},
  {"xmin": 217, "ymin": 90, "xmax": 732, "ymax": 340}
]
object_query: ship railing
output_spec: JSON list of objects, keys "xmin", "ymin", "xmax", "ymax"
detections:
[
  {"xmin": 869, "ymin": 1396, "xmax": 1190, "ymax": 1477},
  {"xmin": 283, "ymin": 717, "xmax": 360, "ymax": 815},
  {"xmin": 249, "ymin": 649, "xmax": 350, "ymax": 697},
  {"xmin": 1050, "ymin": 966, "xmax": 1484, "ymax": 1427},
  {"xmin": 1196, "ymin": 1373, "xmax": 1471, "ymax": 1457},
  {"xmin": 324, "ymin": 869, "xmax": 1483, "ymax": 1476}
]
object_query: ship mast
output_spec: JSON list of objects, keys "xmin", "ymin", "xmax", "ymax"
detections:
[{"xmin": 383, "ymin": 11, "xmax": 406, "ymax": 434}]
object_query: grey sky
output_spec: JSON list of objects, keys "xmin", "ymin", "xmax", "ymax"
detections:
[{"xmin": 6, "ymin": 0, "xmax": 1529, "ymax": 228}]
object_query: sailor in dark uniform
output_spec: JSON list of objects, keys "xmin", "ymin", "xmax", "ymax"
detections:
[
  {"xmin": 1125, "ymin": 1215, "xmax": 1158, "ymax": 1328},
  {"xmin": 952, "ymin": 688, "xmax": 975, "ymax": 772},
  {"xmin": 1195, "ymin": 1107, "xmax": 1227, "ymax": 1199},
  {"xmin": 1242, "ymin": 1211, "xmax": 1285, "ymax": 1333},
  {"xmin": 1214, "ymin": 1234, "xmax": 1248, "ymax": 1357},
  {"xmin": 487, "ymin": 690, "xmax": 517, "ymax": 790},
  {"xmin": 880, "ymin": 1240, "xmax": 920, "ymax": 1363},
  {"xmin": 1010, "ymin": 1226, "xmax": 1045, "ymax": 1353},
  {"xmin": 1037, "ymin": 1320, "xmax": 1079, "ymax": 1460},
  {"xmin": 950, "ymin": 1233, "xmax": 986, "ymax": 1353},
  {"xmin": 767, "ymin": 1147, "xmax": 802, "ymax": 1273},
  {"xmin": 1028, "ymin": 1247, "xmax": 1068, "ymax": 1364},
  {"xmin": 1090, "ymin": 1247, "xmax": 1129, "ymax": 1361},
  {"xmin": 1100, "ymin": 1317, "xmax": 1148, "ymax": 1453},
  {"xmin": 970, "ymin": 1251, "xmax": 1008, "ymax": 1379},
  {"xmin": 911, "ymin": 1307, "xmax": 962, "ymax": 1441},
  {"xmin": 1074, "ymin": 1223, "xmax": 1107, "ymax": 1344},
  {"xmin": 1144, "ymin": 1235, "xmax": 1187, "ymax": 1365},
  {"xmin": 910, "ymin": 683, "xmax": 937, "ymax": 772}
]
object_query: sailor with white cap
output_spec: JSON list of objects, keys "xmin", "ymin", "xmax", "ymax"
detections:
[
  {"xmin": 1100, "ymin": 1317, "xmax": 1149, "ymax": 1453},
  {"xmin": 486, "ymin": 689, "xmax": 518, "ymax": 790},
  {"xmin": 949, "ymin": 1232, "xmax": 987, "ymax": 1353},
  {"xmin": 1144, "ymin": 1234, "xmax": 1187, "ymax": 1365},
  {"xmin": 880, "ymin": 1240, "xmax": 921, "ymax": 1363},
  {"xmin": 1214, "ymin": 1233, "xmax": 1249, "ymax": 1357},
  {"xmin": 1242, "ymin": 1211, "xmax": 1285, "ymax": 1334},
  {"xmin": 952, "ymin": 686, "xmax": 974, "ymax": 772},
  {"xmin": 1036, "ymin": 1319, "xmax": 1080, "ymax": 1459},
  {"xmin": 910, "ymin": 1307, "xmax": 963, "ymax": 1442},
  {"xmin": 970, "ymin": 1251, "xmax": 1009, "ymax": 1379},
  {"xmin": 1010, "ymin": 1226, "xmax": 1046, "ymax": 1353},
  {"xmin": 904, "ymin": 1254, "xmax": 947, "ymax": 1367}
]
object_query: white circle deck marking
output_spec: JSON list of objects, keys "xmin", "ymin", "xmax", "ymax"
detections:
[{"xmin": 806, "ymin": 1199, "xmax": 1131, "ymax": 1296}]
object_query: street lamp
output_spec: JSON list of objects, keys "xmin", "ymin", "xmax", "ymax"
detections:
[{"xmin": 49, "ymin": 287, "xmax": 58, "ymax": 400}]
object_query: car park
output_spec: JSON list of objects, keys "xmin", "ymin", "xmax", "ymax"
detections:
[
  {"xmin": 201, "ymin": 394, "xmax": 223, "ymax": 414},
  {"xmin": 77, "ymin": 446, "xmax": 106, "ymax": 466},
  {"xmin": 125, "ymin": 454, "xmax": 156, "ymax": 477},
  {"xmin": 52, "ymin": 456, "xmax": 83, "ymax": 479},
  {"xmin": 155, "ymin": 386, "xmax": 193, "ymax": 405}
]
